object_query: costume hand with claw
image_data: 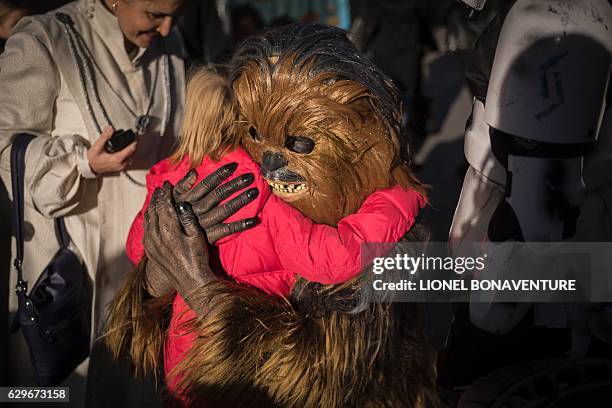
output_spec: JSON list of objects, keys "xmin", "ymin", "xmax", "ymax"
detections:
[{"xmin": 143, "ymin": 164, "xmax": 258, "ymax": 299}]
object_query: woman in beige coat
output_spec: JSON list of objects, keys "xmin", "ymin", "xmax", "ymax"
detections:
[{"xmin": 0, "ymin": 0, "xmax": 185, "ymax": 404}]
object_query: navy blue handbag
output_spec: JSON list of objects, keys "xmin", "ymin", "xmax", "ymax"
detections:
[{"xmin": 11, "ymin": 133, "xmax": 93, "ymax": 386}]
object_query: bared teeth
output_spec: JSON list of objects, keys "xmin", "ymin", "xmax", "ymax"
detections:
[{"xmin": 266, "ymin": 180, "xmax": 307, "ymax": 194}]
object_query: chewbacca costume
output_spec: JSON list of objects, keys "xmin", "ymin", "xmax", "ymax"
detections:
[{"xmin": 106, "ymin": 23, "xmax": 438, "ymax": 407}]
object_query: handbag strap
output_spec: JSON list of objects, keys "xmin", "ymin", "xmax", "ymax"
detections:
[
  {"xmin": 56, "ymin": 218, "xmax": 70, "ymax": 250},
  {"xmin": 10, "ymin": 133, "xmax": 35, "ymax": 289},
  {"xmin": 10, "ymin": 134, "xmax": 71, "ymax": 292}
]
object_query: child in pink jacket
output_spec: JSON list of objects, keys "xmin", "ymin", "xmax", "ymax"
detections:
[{"xmin": 126, "ymin": 69, "xmax": 425, "ymax": 405}]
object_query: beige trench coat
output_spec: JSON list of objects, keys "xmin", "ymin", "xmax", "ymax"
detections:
[{"xmin": 0, "ymin": 0, "xmax": 184, "ymax": 399}]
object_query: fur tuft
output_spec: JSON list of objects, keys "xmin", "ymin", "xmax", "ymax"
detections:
[
  {"xmin": 103, "ymin": 259, "xmax": 173, "ymax": 382},
  {"xmin": 173, "ymin": 232, "xmax": 439, "ymax": 408}
]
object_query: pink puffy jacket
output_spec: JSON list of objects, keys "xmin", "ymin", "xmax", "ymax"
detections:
[{"xmin": 126, "ymin": 147, "xmax": 424, "ymax": 404}]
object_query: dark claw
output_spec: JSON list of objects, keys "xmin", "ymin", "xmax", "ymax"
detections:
[
  {"xmin": 241, "ymin": 173, "xmax": 254, "ymax": 184},
  {"xmin": 151, "ymin": 187, "xmax": 161, "ymax": 206},
  {"xmin": 222, "ymin": 162, "xmax": 238, "ymax": 175},
  {"xmin": 185, "ymin": 168, "xmax": 197, "ymax": 180},
  {"xmin": 244, "ymin": 217, "xmax": 258, "ymax": 228},
  {"xmin": 176, "ymin": 169, "xmax": 198, "ymax": 193},
  {"xmin": 176, "ymin": 201, "xmax": 198, "ymax": 230},
  {"xmin": 176, "ymin": 201, "xmax": 192, "ymax": 216},
  {"xmin": 177, "ymin": 169, "xmax": 197, "ymax": 185}
]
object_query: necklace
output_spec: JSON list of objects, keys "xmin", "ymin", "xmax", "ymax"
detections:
[
  {"xmin": 56, "ymin": 12, "xmax": 172, "ymax": 186},
  {"xmin": 56, "ymin": 12, "xmax": 171, "ymax": 137}
]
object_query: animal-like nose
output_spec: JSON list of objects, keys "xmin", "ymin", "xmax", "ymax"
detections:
[{"xmin": 261, "ymin": 151, "xmax": 287, "ymax": 173}]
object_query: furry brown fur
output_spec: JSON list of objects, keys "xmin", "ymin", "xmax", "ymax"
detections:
[
  {"xmin": 174, "ymin": 272, "xmax": 437, "ymax": 407},
  {"xmin": 103, "ymin": 259, "xmax": 173, "ymax": 381},
  {"xmin": 105, "ymin": 22, "xmax": 438, "ymax": 408},
  {"xmin": 236, "ymin": 59, "xmax": 411, "ymax": 225},
  {"xmin": 232, "ymin": 31, "xmax": 424, "ymax": 224},
  {"xmin": 171, "ymin": 23, "xmax": 437, "ymax": 406}
]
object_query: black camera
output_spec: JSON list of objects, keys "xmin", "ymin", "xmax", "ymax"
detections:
[{"xmin": 104, "ymin": 129, "xmax": 136, "ymax": 154}]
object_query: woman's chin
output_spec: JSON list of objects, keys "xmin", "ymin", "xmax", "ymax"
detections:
[{"xmin": 134, "ymin": 33, "xmax": 157, "ymax": 48}]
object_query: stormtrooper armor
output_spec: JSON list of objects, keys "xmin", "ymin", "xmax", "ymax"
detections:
[{"xmin": 450, "ymin": 0, "xmax": 612, "ymax": 337}]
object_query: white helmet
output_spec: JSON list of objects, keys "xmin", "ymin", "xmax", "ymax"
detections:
[{"xmin": 484, "ymin": 0, "xmax": 612, "ymax": 144}]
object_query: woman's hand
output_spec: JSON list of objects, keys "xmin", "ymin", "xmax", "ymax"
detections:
[{"xmin": 87, "ymin": 127, "xmax": 137, "ymax": 175}]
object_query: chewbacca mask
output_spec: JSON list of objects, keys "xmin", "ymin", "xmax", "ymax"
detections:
[
  {"xmin": 105, "ymin": 23, "xmax": 437, "ymax": 408},
  {"xmin": 233, "ymin": 23, "xmax": 420, "ymax": 225}
]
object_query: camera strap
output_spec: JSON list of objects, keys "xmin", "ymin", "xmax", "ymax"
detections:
[
  {"xmin": 55, "ymin": 12, "xmax": 172, "ymax": 187},
  {"xmin": 55, "ymin": 12, "xmax": 172, "ymax": 137}
]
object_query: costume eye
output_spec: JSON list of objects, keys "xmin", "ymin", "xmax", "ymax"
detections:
[
  {"xmin": 248, "ymin": 126, "xmax": 262, "ymax": 142},
  {"xmin": 284, "ymin": 136, "xmax": 315, "ymax": 154}
]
